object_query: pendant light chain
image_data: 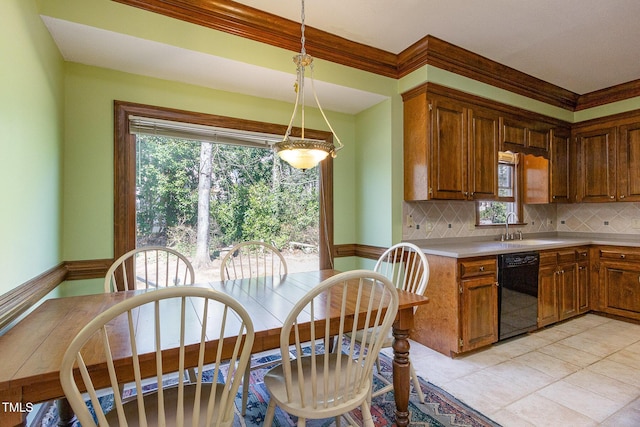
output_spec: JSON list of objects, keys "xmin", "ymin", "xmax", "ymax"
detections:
[
  {"xmin": 300, "ymin": 0, "xmax": 306, "ymax": 56},
  {"xmin": 273, "ymin": 0, "xmax": 343, "ymax": 170}
]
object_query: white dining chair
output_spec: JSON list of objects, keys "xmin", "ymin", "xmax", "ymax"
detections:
[
  {"xmin": 104, "ymin": 246, "xmax": 195, "ymax": 292},
  {"xmin": 59, "ymin": 286, "xmax": 254, "ymax": 427},
  {"xmin": 220, "ymin": 240, "xmax": 288, "ymax": 416},
  {"xmin": 104, "ymin": 246, "xmax": 197, "ymax": 386},
  {"xmin": 369, "ymin": 242, "xmax": 429, "ymax": 403},
  {"xmin": 263, "ymin": 269, "xmax": 399, "ymax": 426},
  {"xmin": 219, "ymin": 240, "xmax": 287, "ymax": 281}
]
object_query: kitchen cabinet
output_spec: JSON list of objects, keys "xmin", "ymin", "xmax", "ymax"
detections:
[
  {"xmin": 573, "ymin": 112, "xmax": 640, "ymax": 202},
  {"xmin": 617, "ymin": 122, "xmax": 640, "ymax": 201},
  {"xmin": 411, "ymin": 254, "xmax": 497, "ymax": 356},
  {"xmin": 575, "ymin": 126, "xmax": 617, "ymax": 202},
  {"xmin": 550, "ymin": 127, "xmax": 571, "ymax": 202},
  {"xmin": 596, "ymin": 247, "xmax": 640, "ymax": 320},
  {"xmin": 538, "ymin": 247, "xmax": 589, "ymax": 327},
  {"xmin": 459, "ymin": 258, "xmax": 499, "ymax": 350},
  {"xmin": 538, "ymin": 252, "xmax": 559, "ymax": 327},
  {"xmin": 403, "ymin": 90, "xmax": 498, "ymax": 201},
  {"xmin": 501, "ymin": 117, "xmax": 551, "ymax": 155},
  {"xmin": 402, "ymin": 83, "xmax": 569, "ymax": 202}
]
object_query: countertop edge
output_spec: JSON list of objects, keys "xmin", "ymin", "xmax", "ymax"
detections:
[{"xmin": 406, "ymin": 235, "xmax": 640, "ymax": 258}]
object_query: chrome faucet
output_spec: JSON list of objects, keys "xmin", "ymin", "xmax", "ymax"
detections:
[{"xmin": 504, "ymin": 212, "xmax": 518, "ymax": 240}]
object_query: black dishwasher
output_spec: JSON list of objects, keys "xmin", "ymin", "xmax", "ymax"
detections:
[{"xmin": 498, "ymin": 252, "xmax": 539, "ymax": 341}]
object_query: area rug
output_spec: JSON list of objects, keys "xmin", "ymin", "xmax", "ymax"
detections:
[{"xmin": 37, "ymin": 350, "xmax": 500, "ymax": 427}]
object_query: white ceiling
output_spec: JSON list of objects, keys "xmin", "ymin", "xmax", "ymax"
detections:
[{"xmin": 42, "ymin": 0, "xmax": 640, "ymax": 114}]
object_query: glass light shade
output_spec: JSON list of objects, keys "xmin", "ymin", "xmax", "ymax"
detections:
[
  {"xmin": 274, "ymin": 138, "xmax": 334, "ymax": 170},
  {"xmin": 277, "ymin": 147, "xmax": 329, "ymax": 170}
]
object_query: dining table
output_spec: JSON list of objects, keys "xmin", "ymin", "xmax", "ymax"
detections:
[{"xmin": 0, "ymin": 269, "xmax": 429, "ymax": 427}]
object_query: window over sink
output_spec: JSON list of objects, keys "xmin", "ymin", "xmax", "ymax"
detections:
[{"xmin": 476, "ymin": 152, "xmax": 521, "ymax": 225}]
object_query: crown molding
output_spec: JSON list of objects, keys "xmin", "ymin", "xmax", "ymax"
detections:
[{"xmin": 113, "ymin": 0, "xmax": 637, "ymax": 112}]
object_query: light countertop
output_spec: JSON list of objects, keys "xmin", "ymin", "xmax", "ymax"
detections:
[{"xmin": 406, "ymin": 233, "xmax": 640, "ymax": 258}]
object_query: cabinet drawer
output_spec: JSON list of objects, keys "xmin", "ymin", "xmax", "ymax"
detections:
[
  {"xmin": 460, "ymin": 258, "xmax": 497, "ymax": 278},
  {"xmin": 575, "ymin": 248, "xmax": 589, "ymax": 260},
  {"xmin": 539, "ymin": 251, "xmax": 558, "ymax": 267},
  {"xmin": 600, "ymin": 249, "xmax": 640, "ymax": 262},
  {"xmin": 557, "ymin": 249, "xmax": 577, "ymax": 264}
]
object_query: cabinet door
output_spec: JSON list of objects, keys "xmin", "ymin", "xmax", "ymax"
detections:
[
  {"xmin": 576, "ymin": 127, "xmax": 617, "ymax": 202},
  {"xmin": 403, "ymin": 92, "xmax": 430, "ymax": 201},
  {"xmin": 600, "ymin": 261, "xmax": 640, "ymax": 320},
  {"xmin": 460, "ymin": 275, "xmax": 498, "ymax": 352},
  {"xmin": 577, "ymin": 261, "xmax": 590, "ymax": 313},
  {"xmin": 430, "ymin": 97, "xmax": 468, "ymax": 200},
  {"xmin": 618, "ymin": 122, "xmax": 640, "ymax": 201},
  {"xmin": 468, "ymin": 108, "xmax": 499, "ymax": 200},
  {"xmin": 538, "ymin": 264, "xmax": 559, "ymax": 327},
  {"xmin": 550, "ymin": 129, "xmax": 571, "ymax": 203},
  {"xmin": 501, "ymin": 117, "xmax": 527, "ymax": 149},
  {"xmin": 558, "ymin": 262, "xmax": 579, "ymax": 320}
]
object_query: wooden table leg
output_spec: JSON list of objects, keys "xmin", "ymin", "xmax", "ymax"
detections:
[
  {"xmin": 56, "ymin": 398, "xmax": 76, "ymax": 427},
  {"xmin": 392, "ymin": 308, "xmax": 414, "ymax": 427}
]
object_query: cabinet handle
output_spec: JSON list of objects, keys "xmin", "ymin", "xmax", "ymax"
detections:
[
  {"xmin": 579, "ymin": 266, "xmax": 586, "ymax": 270},
  {"xmin": 610, "ymin": 195, "xmax": 615, "ymax": 199},
  {"xmin": 620, "ymin": 195, "xmax": 626, "ymax": 199},
  {"xmin": 479, "ymin": 266, "xmax": 485, "ymax": 271},
  {"xmin": 621, "ymin": 254, "xmax": 626, "ymax": 259}
]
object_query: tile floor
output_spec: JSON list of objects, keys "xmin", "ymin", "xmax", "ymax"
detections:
[{"xmin": 387, "ymin": 314, "xmax": 640, "ymax": 426}]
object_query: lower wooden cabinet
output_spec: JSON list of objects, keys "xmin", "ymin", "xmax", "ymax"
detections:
[
  {"xmin": 538, "ymin": 247, "xmax": 590, "ymax": 328},
  {"xmin": 596, "ymin": 247, "xmax": 640, "ymax": 320},
  {"xmin": 460, "ymin": 266, "xmax": 499, "ymax": 351},
  {"xmin": 411, "ymin": 255, "xmax": 497, "ymax": 356}
]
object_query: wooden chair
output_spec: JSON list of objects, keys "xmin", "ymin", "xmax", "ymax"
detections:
[
  {"xmin": 263, "ymin": 270, "xmax": 399, "ymax": 426},
  {"xmin": 370, "ymin": 242, "xmax": 429, "ymax": 403},
  {"xmin": 219, "ymin": 240, "xmax": 288, "ymax": 415},
  {"xmin": 219, "ymin": 240, "xmax": 287, "ymax": 281},
  {"xmin": 104, "ymin": 246, "xmax": 198, "ymax": 386},
  {"xmin": 59, "ymin": 286, "xmax": 254, "ymax": 427},
  {"xmin": 104, "ymin": 246, "xmax": 195, "ymax": 292}
]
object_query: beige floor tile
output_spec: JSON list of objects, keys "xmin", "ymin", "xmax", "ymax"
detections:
[
  {"xmin": 489, "ymin": 409, "xmax": 538, "ymax": 427},
  {"xmin": 599, "ymin": 397, "xmax": 640, "ymax": 427},
  {"xmin": 502, "ymin": 393, "xmax": 598, "ymax": 426},
  {"xmin": 528, "ymin": 326, "xmax": 571, "ymax": 342},
  {"xmin": 408, "ymin": 315, "xmax": 640, "ymax": 426},
  {"xmin": 606, "ymin": 349, "xmax": 640, "ymax": 370},
  {"xmin": 536, "ymin": 341, "xmax": 603, "ymax": 367},
  {"xmin": 537, "ymin": 380, "xmax": 624, "ymax": 422},
  {"xmin": 564, "ymin": 369, "xmax": 640, "ymax": 404},
  {"xmin": 559, "ymin": 333, "xmax": 630, "ymax": 357},
  {"xmin": 512, "ymin": 350, "xmax": 580, "ymax": 379},
  {"xmin": 625, "ymin": 340, "xmax": 640, "ymax": 355},
  {"xmin": 588, "ymin": 358, "xmax": 640, "ymax": 387}
]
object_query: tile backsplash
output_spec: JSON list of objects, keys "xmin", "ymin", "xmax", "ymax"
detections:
[{"xmin": 403, "ymin": 201, "xmax": 640, "ymax": 240}]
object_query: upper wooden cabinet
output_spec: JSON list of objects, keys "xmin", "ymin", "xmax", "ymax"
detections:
[
  {"xmin": 403, "ymin": 90, "xmax": 498, "ymax": 201},
  {"xmin": 618, "ymin": 122, "xmax": 640, "ymax": 201},
  {"xmin": 402, "ymin": 83, "xmax": 566, "ymax": 202},
  {"xmin": 501, "ymin": 117, "xmax": 552, "ymax": 155},
  {"xmin": 550, "ymin": 128, "xmax": 571, "ymax": 203},
  {"xmin": 573, "ymin": 112, "xmax": 640, "ymax": 202}
]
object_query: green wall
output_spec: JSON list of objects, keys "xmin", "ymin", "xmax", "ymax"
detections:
[
  {"xmin": 0, "ymin": 0, "xmax": 64, "ymax": 295},
  {"xmin": 62, "ymin": 63, "xmax": 358, "ymax": 261}
]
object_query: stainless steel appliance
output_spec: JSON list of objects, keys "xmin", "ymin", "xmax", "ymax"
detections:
[{"xmin": 498, "ymin": 251, "xmax": 540, "ymax": 341}]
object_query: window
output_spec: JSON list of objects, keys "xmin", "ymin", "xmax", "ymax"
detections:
[
  {"xmin": 114, "ymin": 101, "xmax": 335, "ymax": 270},
  {"xmin": 476, "ymin": 152, "xmax": 521, "ymax": 225}
]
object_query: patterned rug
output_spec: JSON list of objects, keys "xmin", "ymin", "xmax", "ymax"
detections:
[{"xmin": 37, "ymin": 350, "xmax": 500, "ymax": 427}]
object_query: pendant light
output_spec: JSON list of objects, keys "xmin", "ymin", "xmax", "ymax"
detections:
[{"xmin": 273, "ymin": 0, "xmax": 343, "ymax": 170}]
